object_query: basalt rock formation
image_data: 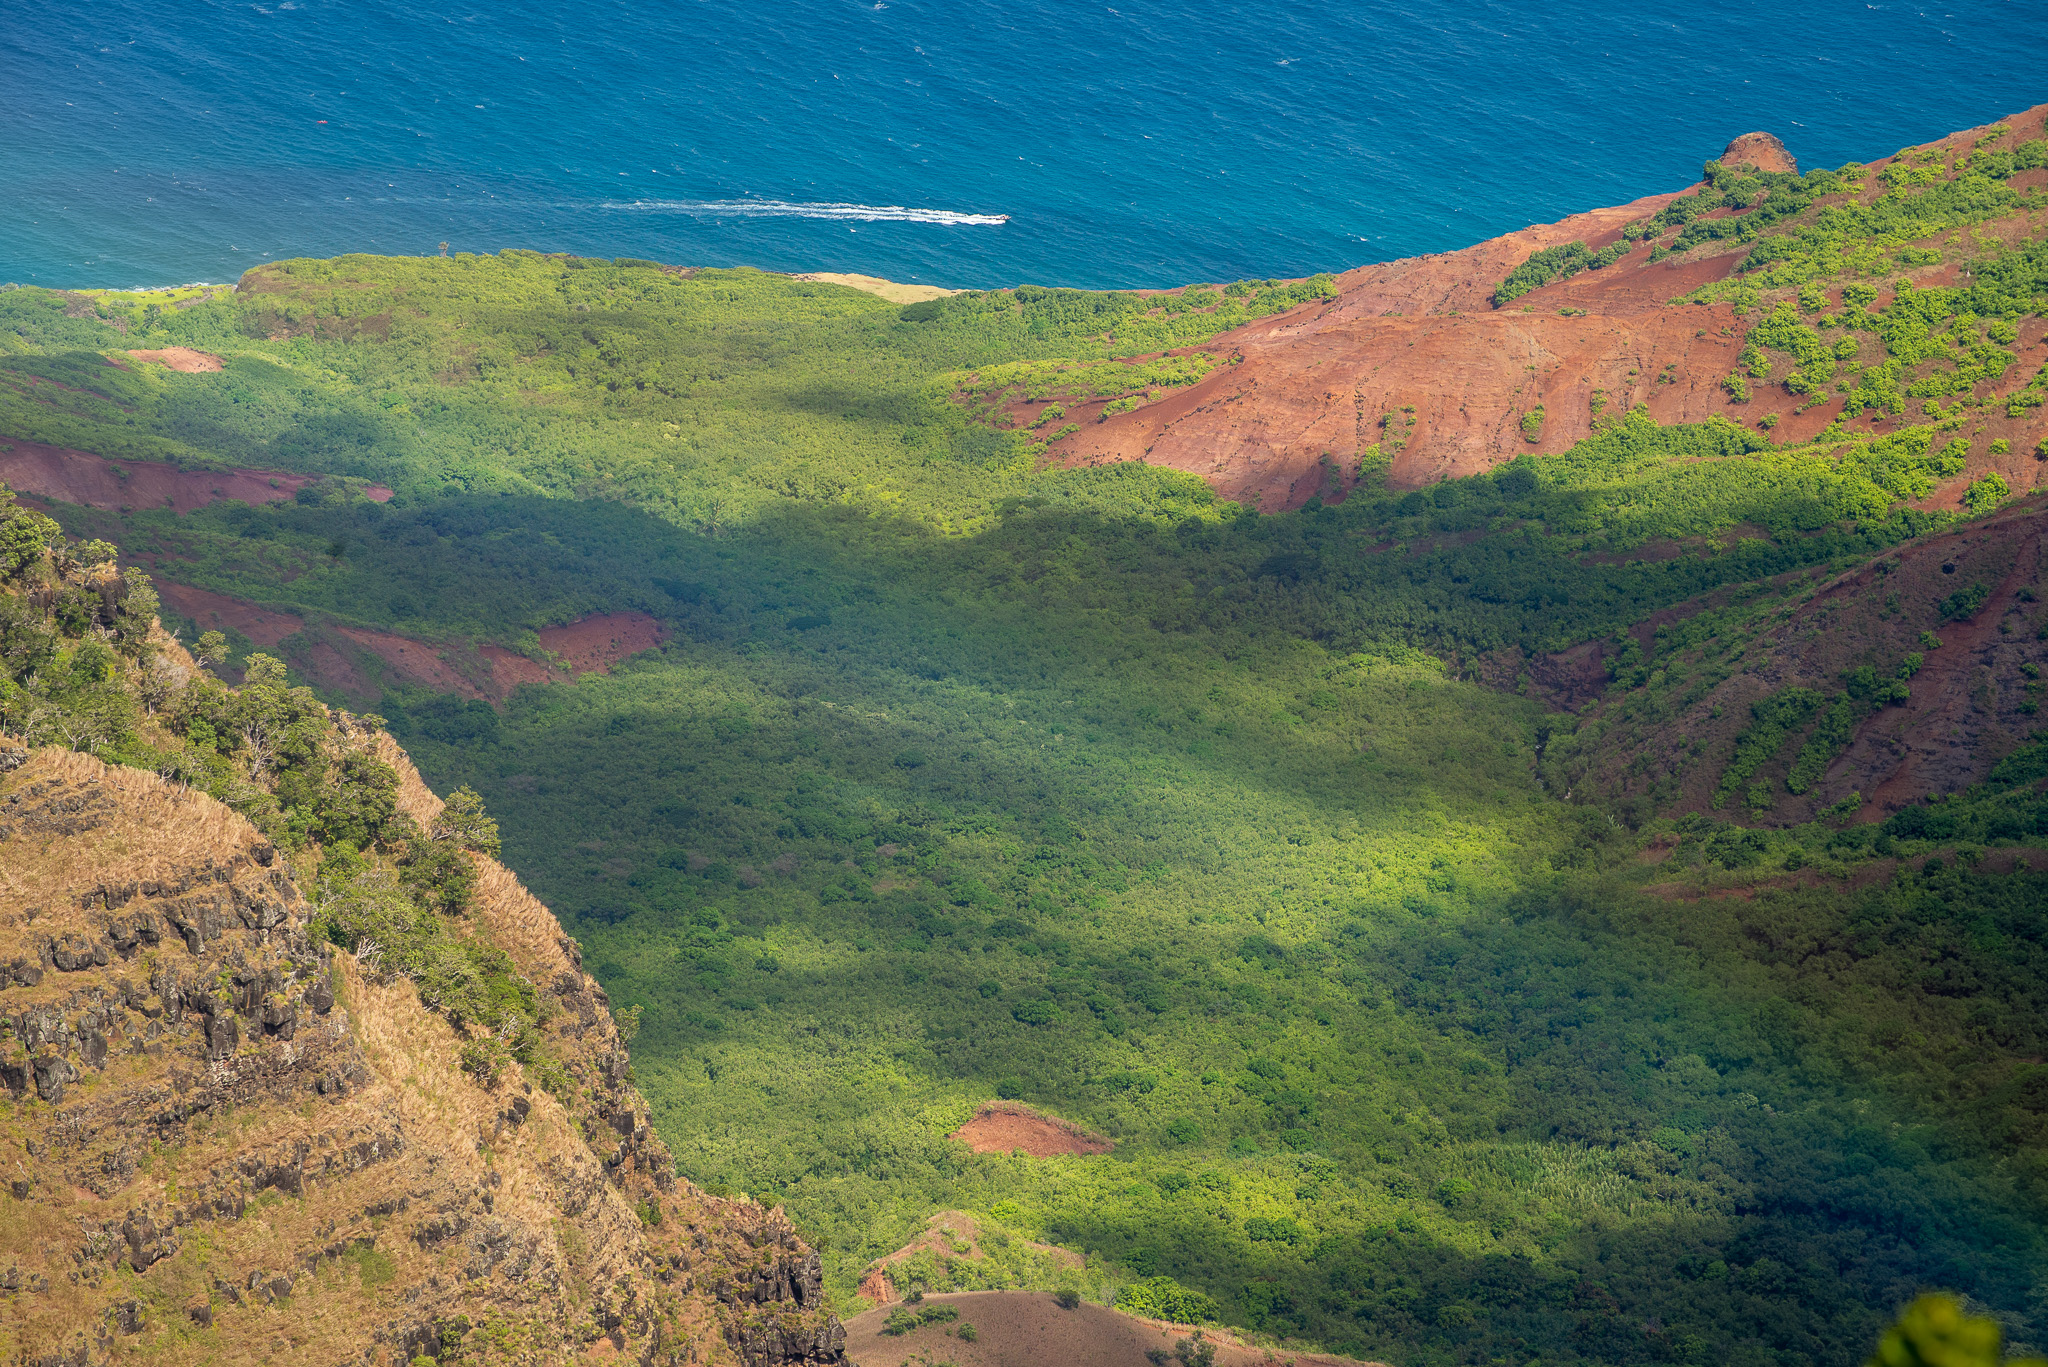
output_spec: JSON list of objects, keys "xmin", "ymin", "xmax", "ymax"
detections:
[
  {"xmin": 0, "ymin": 737, "xmax": 842, "ymax": 1367},
  {"xmin": 1051, "ymin": 106, "xmax": 2048, "ymax": 511}
]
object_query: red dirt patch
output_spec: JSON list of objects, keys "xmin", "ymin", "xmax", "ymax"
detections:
[
  {"xmin": 123, "ymin": 347, "xmax": 224, "ymax": 373},
  {"xmin": 156, "ymin": 581, "xmax": 305, "ymax": 649},
  {"xmin": 476, "ymin": 612, "xmax": 668, "ymax": 694},
  {"xmin": 337, "ymin": 627, "xmax": 491, "ymax": 700},
  {"xmin": 949, "ymin": 1103, "xmax": 1112, "ymax": 1157},
  {"xmin": 0, "ymin": 439, "xmax": 392, "ymax": 511},
  {"xmin": 1569, "ymin": 497, "xmax": 2048, "ymax": 825},
  {"xmin": 149, "ymin": 583, "xmax": 665, "ymax": 706},
  {"xmin": 841, "ymin": 1291, "xmax": 1383, "ymax": 1367}
]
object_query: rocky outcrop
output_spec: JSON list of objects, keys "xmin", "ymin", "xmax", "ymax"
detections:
[
  {"xmin": 1719, "ymin": 131, "xmax": 1798, "ymax": 175},
  {"xmin": 0, "ymin": 742, "xmax": 842, "ymax": 1367}
]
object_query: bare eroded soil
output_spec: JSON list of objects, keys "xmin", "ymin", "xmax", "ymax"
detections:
[
  {"xmin": 843, "ymin": 1291, "xmax": 1383, "ymax": 1367},
  {"xmin": 947, "ymin": 1102, "xmax": 1113, "ymax": 1157}
]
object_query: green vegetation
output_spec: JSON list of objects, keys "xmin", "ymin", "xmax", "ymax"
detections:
[
  {"xmin": 1115, "ymin": 1275, "xmax": 1220, "ymax": 1324},
  {"xmin": 1712, "ymin": 687, "xmax": 1824, "ymax": 810},
  {"xmin": 1492, "ymin": 240, "xmax": 1631, "ymax": 307},
  {"xmin": 5, "ymin": 224, "xmax": 2048, "ymax": 1366},
  {"xmin": 882, "ymin": 1302, "xmax": 958, "ymax": 1335},
  {"xmin": 0, "ymin": 487, "xmax": 547, "ymax": 1089},
  {"xmin": 1868, "ymin": 1295, "xmax": 2048, "ymax": 1367}
]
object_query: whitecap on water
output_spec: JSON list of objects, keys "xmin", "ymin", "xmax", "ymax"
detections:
[{"xmin": 605, "ymin": 199, "xmax": 1007, "ymax": 226}]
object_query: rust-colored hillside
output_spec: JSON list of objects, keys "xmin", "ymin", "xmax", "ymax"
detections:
[{"xmin": 1049, "ymin": 108, "xmax": 2048, "ymax": 512}]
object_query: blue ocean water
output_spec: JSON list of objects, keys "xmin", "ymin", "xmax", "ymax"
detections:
[{"xmin": 2, "ymin": 0, "xmax": 2043, "ymax": 291}]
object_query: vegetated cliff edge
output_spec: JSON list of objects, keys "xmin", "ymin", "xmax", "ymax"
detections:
[
  {"xmin": 1052, "ymin": 105, "xmax": 2048, "ymax": 510},
  {"xmin": 0, "ymin": 690, "xmax": 842, "ymax": 1363}
]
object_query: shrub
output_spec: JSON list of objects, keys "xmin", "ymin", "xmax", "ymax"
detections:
[
  {"xmin": 1867, "ymin": 1293, "xmax": 2031, "ymax": 1367},
  {"xmin": 459, "ymin": 1036, "xmax": 511, "ymax": 1088},
  {"xmin": 1054, "ymin": 1289, "xmax": 1082, "ymax": 1310},
  {"xmin": 1939, "ymin": 582, "xmax": 1992, "ymax": 621},
  {"xmin": 1012, "ymin": 998, "xmax": 1061, "ymax": 1026},
  {"xmin": 1116, "ymin": 1276, "xmax": 1221, "ymax": 1324},
  {"xmin": 1520, "ymin": 406, "xmax": 1546, "ymax": 442},
  {"xmin": 1964, "ymin": 473, "xmax": 2010, "ymax": 513}
]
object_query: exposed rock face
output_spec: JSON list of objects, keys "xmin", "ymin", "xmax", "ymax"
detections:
[
  {"xmin": 0, "ymin": 744, "xmax": 842, "ymax": 1367},
  {"xmin": 1046, "ymin": 105, "xmax": 2048, "ymax": 512},
  {"xmin": 1719, "ymin": 131, "xmax": 1798, "ymax": 175}
]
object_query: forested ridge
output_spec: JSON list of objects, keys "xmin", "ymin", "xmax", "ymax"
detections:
[{"xmin": 5, "ymin": 110, "xmax": 2048, "ymax": 1367}]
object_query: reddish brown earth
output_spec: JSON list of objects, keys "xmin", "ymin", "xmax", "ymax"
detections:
[
  {"xmin": 154, "ymin": 580, "xmax": 306, "ymax": 649},
  {"xmin": 842, "ymin": 1291, "xmax": 1383, "ymax": 1367},
  {"xmin": 337, "ymin": 625, "xmax": 492, "ymax": 699},
  {"xmin": 479, "ymin": 613, "xmax": 669, "ymax": 690},
  {"xmin": 1719, "ymin": 131, "xmax": 1798, "ymax": 175},
  {"xmin": 0, "ymin": 439, "xmax": 359, "ymax": 513},
  {"xmin": 1574, "ymin": 497, "xmax": 2048, "ymax": 823},
  {"xmin": 150, "ymin": 578, "xmax": 665, "ymax": 705},
  {"xmin": 121, "ymin": 346, "xmax": 224, "ymax": 372},
  {"xmin": 1044, "ymin": 107, "xmax": 2048, "ymax": 511},
  {"xmin": 948, "ymin": 1102, "xmax": 1113, "ymax": 1157}
]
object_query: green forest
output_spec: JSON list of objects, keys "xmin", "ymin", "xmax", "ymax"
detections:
[{"xmin": 5, "ymin": 120, "xmax": 2048, "ymax": 1365}]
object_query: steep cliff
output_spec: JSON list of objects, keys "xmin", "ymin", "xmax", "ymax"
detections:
[{"xmin": 0, "ymin": 528, "xmax": 842, "ymax": 1367}]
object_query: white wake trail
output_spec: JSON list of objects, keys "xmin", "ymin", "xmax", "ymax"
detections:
[{"xmin": 605, "ymin": 198, "xmax": 1007, "ymax": 225}]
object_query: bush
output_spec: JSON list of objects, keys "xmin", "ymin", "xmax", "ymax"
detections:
[
  {"xmin": 1054, "ymin": 1289, "xmax": 1082, "ymax": 1310},
  {"xmin": 1964, "ymin": 472, "xmax": 2010, "ymax": 513},
  {"xmin": 459, "ymin": 1037, "xmax": 511, "ymax": 1088},
  {"xmin": 1116, "ymin": 1276, "xmax": 1221, "ymax": 1324},
  {"xmin": 1012, "ymin": 998, "xmax": 1061, "ymax": 1026},
  {"xmin": 882, "ymin": 1303, "xmax": 958, "ymax": 1335}
]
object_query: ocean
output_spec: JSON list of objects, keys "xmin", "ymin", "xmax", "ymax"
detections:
[{"xmin": 2, "ymin": 0, "xmax": 2043, "ymax": 292}]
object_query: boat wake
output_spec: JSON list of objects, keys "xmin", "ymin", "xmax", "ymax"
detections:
[{"xmin": 605, "ymin": 198, "xmax": 1007, "ymax": 225}]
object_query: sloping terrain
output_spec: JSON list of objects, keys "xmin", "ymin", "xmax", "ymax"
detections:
[
  {"xmin": 0, "ymin": 523, "xmax": 841, "ymax": 1366},
  {"xmin": 1558, "ymin": 497, "xmax": 2048, "ymax": 823},
  {"xmin": 840, "ymin": 1291, "xmax": 1379, "ymax": 1367},
  {"xmin": 1051, "ymin": 109, "xmax": 2048, "ymax": 510},
  {"xmin": 0, "ymin": 440, "xmax": 344, "ymax": 516},
  {"xmin": 5, "ymin": 105, "xmax": 2048, "ymax": 1367}
]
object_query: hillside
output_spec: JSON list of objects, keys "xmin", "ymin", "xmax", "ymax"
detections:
[
  {"xmin": 0, "ymin": 517, "xmax": 842, "ymax": 1366},
  {"xmin": 3, "ymin": 104, "xmax": 2048, "ymax": 1367},
  {"xmin": 1053, "ymin": 108, "xmax": 2048, "ymax": 511}
]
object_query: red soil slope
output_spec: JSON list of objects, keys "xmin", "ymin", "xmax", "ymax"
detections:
[
  {"xmin": 480, "ymin": 614, "xmax": 669, "ymax": 690},
  {"xmin": 1050, "ymin": 107, "xmax": 2048, "ymax": 511},
  {"xmin": 0, "ymin": 440, "xmax": 346, "ymax": 514},
  {"xmin": 121, "ymin": 346, "xmax": 224, "ymax": 372},
  {"xmin": 1575, "ymin": 498, "xmax": 2048, "ymax": 823},
  {"xmin": 842, "ymin": 1291, "xmax": 1383, "ymax": 1367},
  {"xmin": 150, "ymin": 577, "xmax": 666, "ymax": 706}
]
